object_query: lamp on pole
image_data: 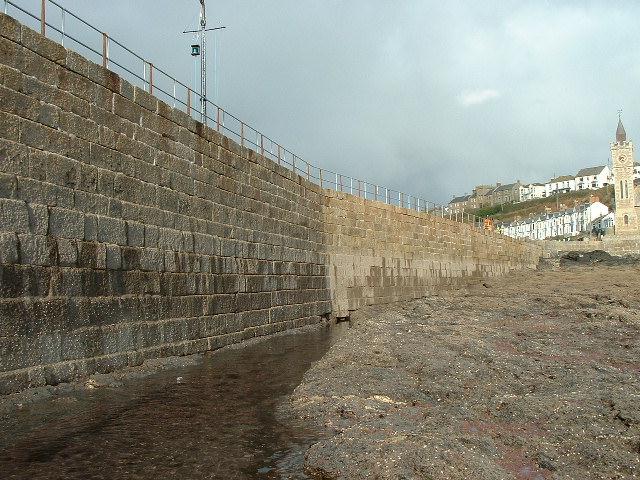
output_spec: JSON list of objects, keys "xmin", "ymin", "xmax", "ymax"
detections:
[{"xmin": 184, "ymin": 0, "xmax": 225, "ymax": 125}]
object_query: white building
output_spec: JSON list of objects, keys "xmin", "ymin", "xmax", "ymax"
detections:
[
  {"xmin": 575, "ymin": 165, "xmax": 611, "ymax": 190},
  {"xmin": 543, "ymin": 175, "xmax": 576, "ymax": 197},
  {"xmin": 520, "ymin": 183, "xmax": 545, "ymax": 201},
  {"xmin": 501, "ymin": 201, "xmax": 610, "ymax": 240},
  {"xmin": 592, "ymin": 212, "xmax": 615, "ymax": 232}
]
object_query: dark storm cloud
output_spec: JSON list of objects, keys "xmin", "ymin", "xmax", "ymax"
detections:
[{"xmin": 20, "ymin": 0, "xmax": 640, "ymax": 203}]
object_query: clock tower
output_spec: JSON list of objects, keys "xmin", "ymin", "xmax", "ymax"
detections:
[{"xmin": 611, "ymin": 116, "xmax": 638, "ymax": 234}]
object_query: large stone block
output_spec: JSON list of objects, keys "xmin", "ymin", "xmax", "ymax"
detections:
[
  {"xmin": 86, "ymin": 62, "xmax": 121, "ymax": 93},
  {"xmin": 18, "ymin": 233, "xmax": 57, "ymax": 266},
  {"xmin": 21, "ymin": 26, "xmax": 66, "ymax": 64},
  {"xmin": 133, "ymin": 86, "xmax": 158, "ymax": 113},
  {"xmin": 0, "ymin": 198, "xmax": 29, "ymax": 233},
  {"xmin": 0, "ymin": 84, "xmax": 58, "ymax": 128},
  {"xmin": 113, "ymin": 94, "xmax": 142, "ymax": 125},
  {"xmin": 97, "ymin": 215, "xmax": 127, "ymax": 245},
  {"xmin": 48, "ymin": 207, "xmax": 84, "ymax": 239},
  {"xmin": 16, "ymin": 177, "xmax": 74, "ymax": 209},
  {"xmin": 0, "ymin": 12, "xmax": 21, "ymax": 43},
  {"xmin": 59, "ymin": 110, "xmax": 99, "ymax": 141},
  {"xmin": 126, "ymin": 221, "xmax": 145, "ymax": 247},
  {"xmin": 21, "ymin": 46, "xmax": 60, "ymax": 87},
  {"xmin": 0, "ymin": 233, "xmax": 18, "ymax": 263},
  {"xmin": 236, "ymin": 292, "xmax": 272, "ymax": 312},
  {"xmin": 140, "ymin": 248, "xmax": 164, "ymax": 271},
  {"xmin": 90, "ymin": 105, "xmax": 134, "ymax": 138},
  {"xmin": 0, "ymin": 113, "xmax": 20, "ymax": 145},
  {"xmin": 58, "ymin": 238, "xmax": 78, "ymax": 266},
  {"xmin": 20, "ymin": 118, "xmax": 89, "ymax": 161},
  {"xmin": 57, "ymin": 67, "xmax": 95, "ymax": 102},
  {"xmin": 0, "ymin": 36, "xmax": 22, "ymax": 71},
  {"xmin": 64, "ymin": 49, "xmax": 90, "ymax": 77}
]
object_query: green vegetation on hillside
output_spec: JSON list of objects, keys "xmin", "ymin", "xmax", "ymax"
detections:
[{"xmin": 470, "ymin": 186, "xmax": 614, "ymax": 223}]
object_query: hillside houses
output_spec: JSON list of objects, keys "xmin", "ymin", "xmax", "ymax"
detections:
[
  {"xmin": 500, "ymin": 201, "xmax": 610, "ymax": 240},
  {"xmin": 448, "ymin": 164, "xmax": 615, "ymax": 212},
  {"xmin": 448, "ymin": 182, "xmax": 523, "ymax": 213}
]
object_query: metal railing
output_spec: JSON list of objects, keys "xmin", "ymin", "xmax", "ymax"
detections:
[{"xmin": 4, "ymin": 0, "xmax": 484, "ymax": 229}]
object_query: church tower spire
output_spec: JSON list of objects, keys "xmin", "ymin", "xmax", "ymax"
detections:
[{"xmin": 616, "ymin": 112, "xmax": 627, "ymax": 143}]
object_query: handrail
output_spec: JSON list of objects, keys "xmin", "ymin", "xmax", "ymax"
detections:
[{"xmin": 3, "ymin": 0, "xmax": 484, "ymax": 229}]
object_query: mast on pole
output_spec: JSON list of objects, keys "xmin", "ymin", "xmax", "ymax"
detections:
[
  {"xmin": 199, "ymin": 0, "xmax": 207, "ymax": 123},
  {"xmin": 183, "ymin": 1, "xmax": 225, "ymax": 126}
]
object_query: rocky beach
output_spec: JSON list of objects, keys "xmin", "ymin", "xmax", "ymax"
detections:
[{"xmin": 290, "ymin": 257, "xmax": 640, "ymax": 479}]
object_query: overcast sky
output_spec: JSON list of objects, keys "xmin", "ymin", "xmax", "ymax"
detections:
[{"xmin": 12, "ymin": 1, "xmax": 640, "ymax": 203}]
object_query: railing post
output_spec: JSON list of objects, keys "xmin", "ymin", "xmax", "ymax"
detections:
[
  {"xmin": 277, "ymin": 144, "xmax": 281, "ymax": 165},
  {"xmin": 260, "ymin": 134, "xmax": 264, "ymax": 157},
  {"xmin": 240, "ymin": 122, "xmax": 245, "ymax": 147},
  {"xmin": 319, "ymin": 169, "xmax": 323, "ymax": 189},
  {"xmin": 187, "ymin": 89, "xmax": 192, "ymax": 115},
  {"xmin": 216, "ymin": 107, "xmax": 221, "ymax": 132},
  {"xmin": 148, "ymin": 63, "xmax": 154, "ymax": 94},
  {"xmin": 102, "ymin": 33, "xmax": 109, "ymax": 69},
  {"xmin": 386, "ymin": 187, "xmax": 389, "ymax": 204},
  {"xmin": 357, "ymin": 180, "xmax": 361, "ymax": 197},
  {"xmin": 292, "ymin": 155, "xmax": 296, "ymax": 174},
  {"xmin": 306, "ymin": 163, "xmax": 310, "ymax": 181},
  {"xmin": 364, "ymin": 182, "xmax": 368, "ymax": 200},
  {"xmin": 339, "ymin": 175, "xmax": 343, "ymax": 192},
  {"xmin": 375, "ymin": 185, "xmax": 379, "ymax": 202},
  {"xmin": 61, "ymin": 9, "xmax": 65, "ymax": 46},
  {"xmin": 172, "ymin": 80, "xmax": 177, "ymax": 108},
  {"xmin": 40, "ymin": 0, "xmax": 46, "ymax": 36},
  {"xmin": 350, "ymin": 178, "xmax": 353, "ymax": 195}
]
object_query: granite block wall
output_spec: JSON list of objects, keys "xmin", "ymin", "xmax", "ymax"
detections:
[
  {"xmin": 325, "ymin": 191, "xmax": 543, "ymax": 316},
  {"xmin": 0, "ymin": 13, "xmax": 543, "ymax": 394},
  {"xmin": 0, "ymin": 13, "xmax": 331, "ymax": 394}
]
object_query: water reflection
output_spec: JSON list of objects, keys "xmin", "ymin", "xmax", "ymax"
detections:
[{"xmin": 0, "ymin": 323, "xmax": 344, "ymax": 479}]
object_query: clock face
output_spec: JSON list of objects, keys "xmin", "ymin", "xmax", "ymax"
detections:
[{"xmin": 619, "ymin": 155, "xmax": 631, "ymax": 166}]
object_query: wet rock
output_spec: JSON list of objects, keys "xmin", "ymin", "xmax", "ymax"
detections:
[{"xmin": 291, "ymin": 264, "xmax": 640, "ymax": 479}]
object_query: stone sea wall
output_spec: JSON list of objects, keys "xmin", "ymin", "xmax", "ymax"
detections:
[
  {"xmin": 0, "ymin": 13, "xmax": 542, "ymax": 394},
  {"xmin": 325, "ymin": 191, "xmax": 542, "ymax": 316},
  {"xmin": 0, "ymin": 13, "xmax": 331, "ymax": 394}
]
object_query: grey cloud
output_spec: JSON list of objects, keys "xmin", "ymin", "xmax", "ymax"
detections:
[{"xmin": 18, "ymin": 0, "xmax": 640, "ymax": 203}]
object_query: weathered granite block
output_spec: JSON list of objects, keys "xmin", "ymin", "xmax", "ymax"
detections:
[
  {"xmin": 49, "ymin": 207, "xmax": 84, "ymax": 239},
  {"xmin": 97, "ymin": 215, "xmax": 126, "ymax": 245}
]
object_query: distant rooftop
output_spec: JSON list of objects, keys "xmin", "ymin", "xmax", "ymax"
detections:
[
  {"xmin": 449, "ymin": 194, "xmax": 471, "ymax": 204},
  {"xmin": 549, "ymin": 175, "xmax": 574, "ymax": 183},
  {"xmin": 576, "ymin": 165, "xmax": 607, "ymax": 177},
  {"xmin": 494, "ymin": 183, "xmax": 517, "ymax": 192}
]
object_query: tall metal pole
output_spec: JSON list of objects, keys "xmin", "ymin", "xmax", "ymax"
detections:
[
  {"xmin": 184, "ymin": 2, "xmax": 224, "ymax": 125},
  {"xmin": 199, "ymin": 0, "xmax": 207, "ymax": 123}
]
